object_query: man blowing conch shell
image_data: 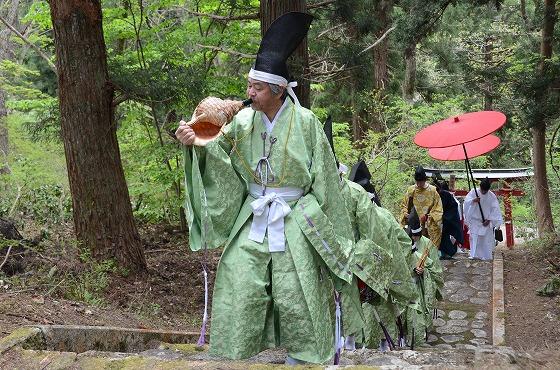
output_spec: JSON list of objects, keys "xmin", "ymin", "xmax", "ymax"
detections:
[{"xmin": 175, "ymin": 12, "xmax": 355, "ymax": 365}]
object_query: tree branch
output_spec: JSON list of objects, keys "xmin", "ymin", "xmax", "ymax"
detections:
[
  {"xmin": 317, "ymin": 23, "xmax": 344, "ymax": 39},
  {"xmin": 0, "ymin": 245, "xmax": 13, "ymax": 272},
  {"xmin": 358, "ymin": 25, "xmax": 396, "ymax": 55},
  {"xmin": 196, "ymin": 44, "xmax": 255, "ymax": 59},
  {"xmin": 185, "ymin": 2, "xmax": 335, "ymax": 23},
  {"xmin": 308, "ymin": 0, "xmax": 337, "ymax": 9},
  {"xmin": 186, "ymin": 10, "xmax": 258, "ymax": 22},
  {"xmin": 0, "ymin": 14, "xmax": 57, "ymax": 75},
  {"xmin": 408, "ymin": 0, "xmax": 453, "ymax": 46},
  {"xmin": 112, "ymin": 93, "xmax": 130, "ymax": 107},
  {"xmin": 549, "ymin": 118, "xmax": 560, "ymax": 183}
]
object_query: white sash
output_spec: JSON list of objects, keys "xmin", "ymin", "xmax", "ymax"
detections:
[{"xmin": 248, "ymin": 183, "xmax": 304, "ymax": 252}]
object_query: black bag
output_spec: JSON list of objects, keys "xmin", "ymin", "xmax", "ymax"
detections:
[{"xmin": 494, "ymin": 228, "xmax": 503, "ymax": 242}]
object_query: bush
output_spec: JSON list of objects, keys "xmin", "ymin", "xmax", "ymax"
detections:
[{"xmin": 63, "ymin": 248, "xmax": 119, "ymax": 307}]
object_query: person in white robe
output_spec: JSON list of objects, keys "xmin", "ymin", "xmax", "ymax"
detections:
[{"xmin": 463, "ymin": 178, "xmax": 503, "ymax": 260}]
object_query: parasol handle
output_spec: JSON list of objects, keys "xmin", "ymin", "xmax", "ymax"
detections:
[
  {"xmin": 464, "ymin": 159, "xmax": 472, "ymax": 190},
  {"xmin": 472, "ymin": 185, "xmax": 486, "ymax": 223},
  {"xmin": 461, "ymin": 144, "xmax": 485, "ymax": 222}
]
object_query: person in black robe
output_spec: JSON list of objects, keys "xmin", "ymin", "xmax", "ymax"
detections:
[{"xmin": 434, "ymin": 179, "xmax": 463, "ymax": 259}]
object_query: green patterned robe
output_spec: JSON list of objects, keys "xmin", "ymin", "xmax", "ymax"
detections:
[
  {"xmin": 360, "ymin": 200, "xmax": 421, "ymax": 348},
  {"xmin": 337, "ymin": 179, "xmax": 419, "ymax": 347},
  {"xmin": 404, "ymin": 235, "xmax": 444, "ymax": 346},
  {"xmin": 339, "ymin": 179, "xmax": 394, "ymax": 340},
  {"xmin": 182, "ymin": 98, "xmax": 354, "ymax": 363}
]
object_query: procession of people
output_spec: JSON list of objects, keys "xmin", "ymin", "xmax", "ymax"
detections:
[{"xmin": 175, "ymin": 11, "xmax": 503, "ymax": 365}]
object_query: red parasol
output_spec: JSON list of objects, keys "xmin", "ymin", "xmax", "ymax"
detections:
[
  {"xmin": 414, "ymin": 111, "xmax": 506, "ymax": 148},
  {"xmin": 428, "ymin": 135, "xmax": 501, "ymax": 161},
  {"xmin": 415, "ymin": 111, "xmax": 506, "ymax": 223}
]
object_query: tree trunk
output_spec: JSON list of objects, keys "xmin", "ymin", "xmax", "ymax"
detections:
[
  {"xmin": 532, "ymin": 127, "xmax": 554, "ymax": 235},
  {"xmin": 369, "ymin": 0, "xmax": 393, "ymax": 133},
  {"xmin": 259, "ymin": 0, "xmax": 310, "ymax": 108},
  {"xmin": 49, "ymin": 0, "xmax": 146, "ymax": 271},
  {"xmin": 0, "ymin": 89, "xmax": 8, "ymax": 174},
  {"xmin": 483, "ymin": 36, "xmax": 493, "ymax": 111},
  {"xmin": 350, "ymin": 86, "xmax": 363, "ymax": 142},
  {"xmin": 373, "ymin": 0, "xmax": 392, "ymax": 92},
  {"xmin": 520, "ymin": 0, "xmax": 531, "ymax": 29},
  {"xmin": 0, "ymin": 0, "xmax": 20, "ymax": 175},
  {"xmin": 403, "ymin": 44, "xmax": 417, "ymax": 102},
  {"xmin": 532, "ymin": 0, "xmax": 556, "ymax": 236}
]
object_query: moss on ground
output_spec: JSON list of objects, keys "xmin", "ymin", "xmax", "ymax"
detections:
[
  {"xmin": 0, "ymin": 327, "xmax": 43, "ymax": 354},
  {"xmin": 159, "ymin": 342, "xmax": 205, "ymax": 354}
]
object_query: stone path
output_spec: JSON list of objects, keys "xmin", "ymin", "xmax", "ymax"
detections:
[{"xmin": 424, "ymin": 251, "xmax": 493, "ymax": 350}]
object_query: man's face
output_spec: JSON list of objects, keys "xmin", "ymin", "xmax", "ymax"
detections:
[
  {"xmin": 415, "ymin": 180, "xmax": 426, "ymax": 188},
  {"xmin": 246, "ymin": 78, "xmax": 280, "ymax": 112},
  {"xmin": 480, "ymin": 188, "xmax": 489, "ymax": 195},
  {"xmin": 412, "ymin": 234, "xmax": 421, "ymax": 242}
]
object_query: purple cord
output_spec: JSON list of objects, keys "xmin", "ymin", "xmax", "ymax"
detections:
[{"xmin": 197, "ymin": 264, "xmax": 209, "ymax": 347}]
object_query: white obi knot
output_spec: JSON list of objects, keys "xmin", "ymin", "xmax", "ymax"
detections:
[{"xmin": 248, "ymin": 183, "xmax": 304, "ymax": 252}]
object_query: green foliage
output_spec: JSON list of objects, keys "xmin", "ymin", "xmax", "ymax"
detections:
[
  {"xmin": 0, "ymin": 114, "xmax": 71, "ymax": 227},
  {"xmin": 506, "ymin": 53, "xmax": 560, "ymax": 128},
  {"xmin": 117, "ymin": 102, "xmax": 184, "ymax": 222},
  {"xmin": 22, "ymin": 1, "xmax": 52, "ymax": 30},
  {"xmin": 333, "ymin": 121, "xmax": 359, "ymax": 167},
  {"xmin": 64, "ymin": 248, "xmax": 119, "ymax": 307},
  {"xmin": 136, "ymin": 302, "xmax": 162, "ymax": 319},
  {"xmin": 536, "ymin": 276, "xmax": 560, "ymax": 297},
  {"xmin": 312, "ymin": 106, "xmax": 358, "ymax": 167},
  {"xmin": 0, "ymin": 237, "xmax": 22, "ymax": 252},
  {"xmin": 0, "ymin": 61, "xmax": 59, "ymax": 141}
]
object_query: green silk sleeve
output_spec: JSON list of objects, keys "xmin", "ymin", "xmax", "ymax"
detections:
[
  {"xmin": 294, "ymin": 115, "xmax": 355, "ymax": 283},
  {"xmin": 309, "ymin": 117, "xmax": 354, "ymax": 244},
  {"xmin": 182, "ymin": 137, "xmax": 246, "ymax": 251},
  {"xmin": 351, "ymin": 183, "xmax": 393, "ymax": 298}
]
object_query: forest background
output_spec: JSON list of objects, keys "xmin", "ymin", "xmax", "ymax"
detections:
[{"xmin": 0, "ymin": 0, "xmax": 560, "ymax": 304}]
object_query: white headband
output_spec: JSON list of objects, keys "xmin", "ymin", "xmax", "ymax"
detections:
[
  {"xmin": 411, "ymin": 226, "xmax": 422, "ymax": 234},
  {"xmin": 249, "ymin": 68, "xmax": 300, "ymax": 106}
]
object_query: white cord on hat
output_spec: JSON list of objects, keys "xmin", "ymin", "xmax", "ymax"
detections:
[{"xmin": 411, "ymin": 226, "xmax": 422, "ymax": 234}]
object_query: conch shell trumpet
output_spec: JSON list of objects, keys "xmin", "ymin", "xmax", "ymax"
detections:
[{"xmin": 183, "ymin": 97, "xmax": 252, "ymax": 146}]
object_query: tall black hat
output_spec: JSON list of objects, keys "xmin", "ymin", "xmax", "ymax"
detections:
[
  {"xmin": 432, "ymin": 171, "xmax": 444, "ymax": 182},
  {"xmin": 249, "ymin": 12, "xmax": 313, "ymax": 105},
  {"xmin": 480, "ymin": 177, "xmax": 491, "ymax": 191},
  {"xmin": 432, "ymin": 171, "xmax": 446, "ymax": 190},
  {"xmin": 349, "ymin": 160, "xmax": 382, "ymax": 206},
  {"xmin": 323, "ymin": 115, "xmax": 339, "ymax": 168},
  {"xmin": 408, "ymin": 206, "xmax": 422, "ymax": 236},
  {"xmin": 414, "ymin": 165, "xmax": 427, "ymax": 181}
]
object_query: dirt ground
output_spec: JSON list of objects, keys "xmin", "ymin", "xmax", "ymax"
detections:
[
  {"xmin": 0, "ymin": 223, "xmax": 221, "ymax": 336},
  {"xmin": 503, "ymin": 246, "xmax": 560, "ymax": 352}
]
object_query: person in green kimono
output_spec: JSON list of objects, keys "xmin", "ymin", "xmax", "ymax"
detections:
[
  {"xmin": 404, "ymin": 207, "xmax": 444, "ymax": 348},
  {"xmin": 175, "ymin": 12, "xmax": 355, "ymax": 365},
  {"xmin": 346, "ymin": 160, "xmax": 421, "ymax": 350},
  {"xmin": 339, "ymin": 176, "xmax": 392, "ymax": 351},
  {"xmin": 323, "ymin": 117, "xmax": 385, "ymax": 353}
]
